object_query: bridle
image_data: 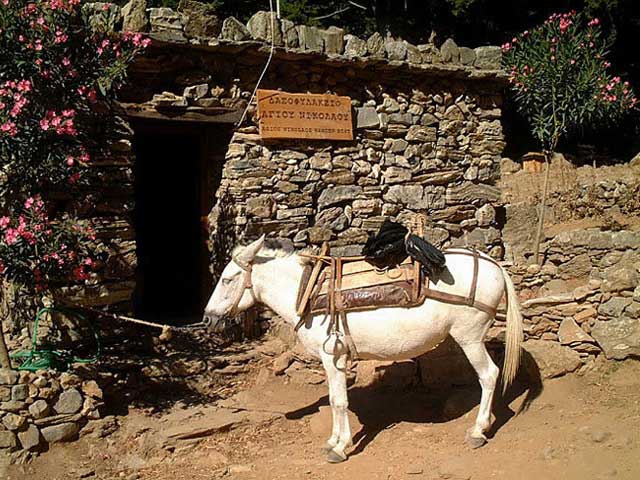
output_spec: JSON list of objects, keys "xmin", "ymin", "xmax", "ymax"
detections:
[{"xmin": 227, "ymin": 256, "xmax": 257, "ymax": 318}]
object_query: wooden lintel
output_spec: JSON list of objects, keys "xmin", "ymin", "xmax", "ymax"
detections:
[{"xmin": 118, "ymin": 103, "xmax": 242, "ymax": 124}]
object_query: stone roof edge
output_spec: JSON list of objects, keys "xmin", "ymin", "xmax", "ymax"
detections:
[{"xmin": 87, "ymin": 2, "xmax": 507, "ymax": 82}]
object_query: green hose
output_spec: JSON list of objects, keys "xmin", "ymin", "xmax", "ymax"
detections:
[{"xmin": 10, "ymin": 307, "xmax": 101, "ymax": 371}]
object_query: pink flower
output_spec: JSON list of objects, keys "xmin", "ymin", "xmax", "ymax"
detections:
[
  {"xmin": 551, "ymin": 55, "xmax": 556, "ymax": 61},
  {"xmin": 62, "ymin": 57, "xmax": 71, "ymax": 67},
  {"xmin": 24, "ymin": 197, "xmax": 35, "ymax": 209},
  {"xmin": 66, "ymin": 156, "xmax": 74, "ymax": 166},
  {"xmin": 588, "ymin": 18, "xmax": 600, "ymax": 27},
  {"xmin": 0, "ymin": 217, "xmax": 10, "ymax": 229},
  {"xmin": 570, "ymin": 59, "xmax": 576, "ymax": 65},
  {"xmin": 102, "ymin": 3, "xmax": 111, "ymax": 11},
  {"xmin": 40, "ymin": 118, "xmax": 50, "ymax": 130},
  {"xmin": 4, "ymin": 228, "xmax": 19, "ymax": 245},
  {"xmin": 1, "ymin": 121, "xmax": 17, "ymax": 136}
]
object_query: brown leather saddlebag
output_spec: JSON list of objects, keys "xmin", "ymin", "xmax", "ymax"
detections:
[{"xmin": 298, "ymin": 258, "xmax": 427, "ymax": 315}]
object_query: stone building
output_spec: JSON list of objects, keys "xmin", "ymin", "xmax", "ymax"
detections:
[{"xmin": 81, "ymin": 5, "xmax": 506, "ymax": 327}]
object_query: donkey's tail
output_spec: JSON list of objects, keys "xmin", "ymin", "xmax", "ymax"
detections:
[{"xmin": 500, "ymin": 267, "xmax": 524, "ymax": 392}]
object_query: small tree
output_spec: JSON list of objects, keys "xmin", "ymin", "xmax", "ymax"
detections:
[
  {"xmin": 502, "ymin": 11, "xmax": 637, "ymax": 263},
  {"xmin": 0, "ymin": 0, "xmax": 149, "ymax": 367}
]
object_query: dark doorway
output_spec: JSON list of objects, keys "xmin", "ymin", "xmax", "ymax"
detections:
[{"xmin": 132, "ymin": 121, "xmax": 231, "ymax": 325}]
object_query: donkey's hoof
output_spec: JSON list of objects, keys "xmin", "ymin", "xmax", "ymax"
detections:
[
  {"xmin": 465, "ymin": 433, "xmax": 487, "ymax": 449},
  {"xmin": 321, "ymin": 443, "xmax": 334, "ymax": 454},
  {"xmin": 326, "ymin": 449, "xmax": 347, "ymax": 463}
]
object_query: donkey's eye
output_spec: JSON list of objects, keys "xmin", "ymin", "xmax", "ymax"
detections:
[{"xmin": 222, "ymin": 278, "xmax": 232, "ymax": 286}]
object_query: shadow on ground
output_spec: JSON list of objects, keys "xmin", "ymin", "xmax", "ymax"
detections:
[{"xmin": 285, "ymin": 347, "xmax": 543, "ymax": 457}]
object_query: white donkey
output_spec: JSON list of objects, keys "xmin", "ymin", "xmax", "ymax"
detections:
[{"xmin": 204, "ymin": 235, "xmax": 523, "ymax": 463}]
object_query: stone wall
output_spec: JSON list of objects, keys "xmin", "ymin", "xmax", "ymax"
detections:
[
  {"xmin": 497, "ymin": 158, "xmax": 640, "ymax": 375},
  {"xmin": 0, "ymin": 367, "xmax": 110, "ymax": 462},
  {"xmin": 214, "ymin": 84, "xmax": 505, "ymax": 260}
]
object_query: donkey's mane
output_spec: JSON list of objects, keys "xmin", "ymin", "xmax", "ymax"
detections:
[{"xmin": 233, "ymin": 238, "xmax": 313, "ymax": 264}]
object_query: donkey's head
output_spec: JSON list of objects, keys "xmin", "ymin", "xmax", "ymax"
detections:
[{"xmin": 203, "ymin": 235, "xmax": 265, "ymax": 332}]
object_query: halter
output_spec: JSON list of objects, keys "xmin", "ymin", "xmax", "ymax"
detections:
[{"xmin": 227, "ymin": 256, "xmax": 257, "ymax": 318}]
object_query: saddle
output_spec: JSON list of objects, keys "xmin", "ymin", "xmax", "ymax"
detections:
[{"xmin": 297, "ymin": 255, "xmax": 427, "ymax": 316}]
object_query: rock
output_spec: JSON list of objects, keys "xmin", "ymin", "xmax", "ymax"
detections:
[
  {"xmin": 385, "ymin": 39, "xmax": 407, "ymax": 61},
  {"xmin": 318, "ymin": 186, "xmax": 362, "ymax": 208},
  {"xmin": 355, "ymin": 360, "xmax": 416, "ymax": 389},
  {"xmin": 183, "ymin": 83, "xmax": 209, "ymax": 101},
  {"xmin": 149, "ymin": 7, "xmax": 185, "ymax": 36},
  {"xmin": 446, "ymin": 183, "xmax": 500, "ymax": 204},
  {"xmin": 344, "ymin": 34, "xmax": 367, "ymax": 57},
  {"xmin": 220, "ymin": 16, "xmax": 250, "ymax": 41},
  {"xmin": 322, "ymin": 26, "xmax": 344, "ymax": 54},
  {"xmin": 598, "ymin": 297, "xmax": 632, "ymax": 317},
  {"xmin": 356, "ymin": 107, "xmax": 380, "ymax": 129},
  {"xmin": 590, "ymin": 430, "xmax": 611, "ymax": 443},
  {"xmin": 574, "ymin": 307, "xmax": 597, "ymax": 324},
  {"xmin": 59, "ymin": 373, "xmax": 81, "ymax": 389},
  {"xmin": 522, "ymin": 340, "xmax": 582, "ymax": 379},
  {"xmin": 384, "ymin": 185, "xmax": 444, "ymax": 209},
  {"xmin": 0, "ymin": 369, "xmax": 19, "ymax": 385},
  {"xmin": 366, "ymin": 32, "xmax": 385, "ymax": 57},
  {"xmin": 247, "ymin": 11, "xmax": 283, "ymax": 46},
  {"xmin": 0, "ymin": 430, "xmax": 17, "ymax": 449},
  {"xmin": 440, "ymin": 38, "xmax": 459, "ymax": 63},
  {"xmin": 121, "ymin": 0, "xmax": 148, "ymax": 32},
  {"xmin": 272, "ymin": 352, "xmax": 294, "ymax": 375},
  {"xmin": 602, "ymin": 267, "xmax": 638, "ymax": 292},
  {"xmin": 246, "ymin": 195, "xmax": 274, "ymax": 218},
  {"xmin": 406, "ymin": 125, "xmax": 437, "ymax": 142},
  {"xmin": 11, "ymin": 384, "xmax": 28, "ymax": 401},
  {"xmin": 323, "ymin": 169, "xmax": 355, "ymax": 185},
  {"xmin": 500, "ymin": 157, "xmax": 520, "ymax": 174},
  {"xmin": 1, "ymin": 400, "xmax": 26, "ymax": 412},
  {"xmin": 151, "ymin": 92, "xmax": 188, "ymax": 108},
  {"xmin": 178, "ymin": 0, "xmax": 221, "ymax": 39},
  {"xmin": 82, "ymin": 2, "xmax": 122, "ymax": 32},
  {"xmin": 29, "ymin": 399, "xmax": 50, "ymax": 419},
  {"xmin": 309, "ymin": 153, "xmax": 332, "ymax": 171},
  {"xmin": 280, "ymin": 18, "xmax": 298, "ymax": 48},
  {"xmin": 82, "ymin": 381, "xmax": 103, "ymax": 400},
  {"xmin": 406, "ymin": 43, "xmax": 422, "ymax": 63},
  {"xmin": 2, "ymin": 413, "xmax": 26, "ymax": 431},
  {"xmin": 474, "ymin": 46, "xmax": 502, "ymax": 69},
  {"xmin": 383, "ymin": 167, "xmax": 411, "ymax": 184},
  {"xmin": 0, "ymin": 386, "xmax": 9, "ymax": 401},
  {"xmin": 459, "ymin": 47, "xmax": 476, "ymax": 65},
  {"xmin": 475, "ymin": 204, "xmax": 496, "ymax": 227},
  {"xmin": 417, "ymin": 43, "xmax": 442, "ymax": 63},
  {"xmin": 592, "ymin": 318, "xmax": 640, "ymax": 360},
  {"xmin": 558, "ymin": 318, "xmax": 595, "ymax": 345},
  {"xmin": 17, "ymin": 425, "xmax": 41, "ymax": 450},
  {"xmin": 557, "ymin": 254, "xmax": 592, "ymax": 279},
  {"xmin": 41, "ymin": 422, "xmax": 79, "ymax": 443},
  {"xmin": 296, "ymin": 25, "xmax": 323, "ymax": 53},
  {"xmin": 54, "ymin": 388, "xmax": 83, "ymax": 415}
]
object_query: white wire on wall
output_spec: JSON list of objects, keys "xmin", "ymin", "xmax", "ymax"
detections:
[{"xmin": 236, "ymin": 0, "xmax": 277, "ymax": 127}]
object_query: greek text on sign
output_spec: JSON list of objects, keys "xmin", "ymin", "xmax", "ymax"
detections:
[{"xmin": 257, "ymin": 90, "xmax": 353, "ymax": 140}]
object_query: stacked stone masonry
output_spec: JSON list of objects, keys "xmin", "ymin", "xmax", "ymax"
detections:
[{"xmin": 0, "ymin": 367, "xmax": 108, "ymax": 461}]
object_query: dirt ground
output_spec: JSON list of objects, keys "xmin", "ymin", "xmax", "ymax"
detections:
[{"xmin": 4, "ymin": 345, "xmax": 640, "ymax": 480}]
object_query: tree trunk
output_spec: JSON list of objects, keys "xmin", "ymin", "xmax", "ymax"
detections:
[{"xmin": 533, "ymin": 151, "xmax": 552, "ymax": 265}]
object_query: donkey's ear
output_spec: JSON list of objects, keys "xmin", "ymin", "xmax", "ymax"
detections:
[{"xmin": 236, "ymin": 234, "xmax": 266, "ymax": 267}]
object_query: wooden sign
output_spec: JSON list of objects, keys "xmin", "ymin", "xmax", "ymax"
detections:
[{"xmin": 257, "ymin": 89, "xmax": 353, "ymax": 141}]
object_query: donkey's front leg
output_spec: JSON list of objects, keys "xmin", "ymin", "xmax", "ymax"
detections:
[{"xmin": 320, "ymin": 350, "xmax": 351, "ymax": 463}]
